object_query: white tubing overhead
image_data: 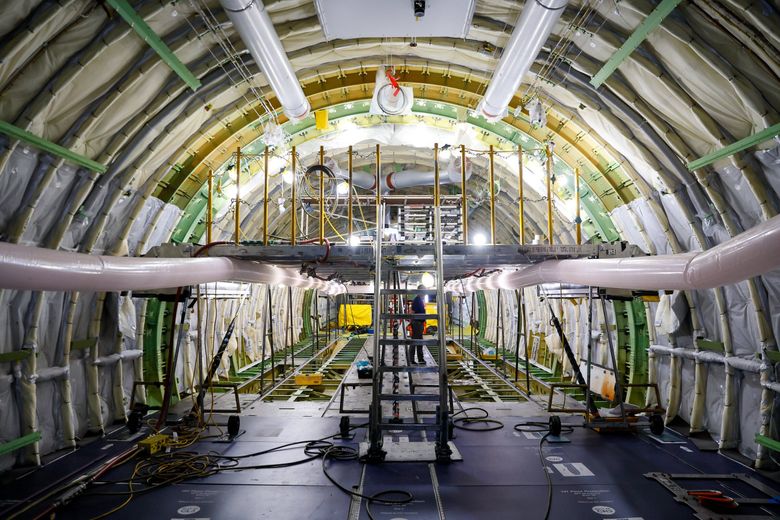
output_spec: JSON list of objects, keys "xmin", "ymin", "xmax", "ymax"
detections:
[
  {"xmin": 449, "ymin": 215, "xmax": 780, "ymax": 293},
  {"xmin": 220, "ymin": 0, "xmax": 310, "ymax": 121},
  {"xmin": 327, "ymin": 156, "xmax": 471, "ymax": 192},
  {"xmin": 477, "ymin": 0, "xmax": 569, "ymax": 120},
  {"xmin": 0, "ymin": 242, "xmax": 343, "ymax": 294}
]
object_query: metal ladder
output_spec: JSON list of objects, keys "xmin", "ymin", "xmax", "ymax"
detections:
[{"xmin": 367, "ymin": 197, "xmax": 453, "ymax": 462}]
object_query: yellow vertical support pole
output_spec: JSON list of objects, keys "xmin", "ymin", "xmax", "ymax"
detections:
[
  {"xmin": 319, "ymin": 145, "xmax": 325, "ymax": 245},
  {"xmin": 575, "ymin": 167, "xmax": 582, "ymax": 245},
  {"xmin": 460, "ymin": 144, "xmax": 468, "ymax": 245},
  {"xmin": 489, "ymin": 144, "xmax": 496, "ymax": 245},
  {"xmin": 206, "ymin": 169, "xmax": 213, "ymax": 244},
  {"xmin": 434, "ymin": 144, "xmax": 439, "ymax": 204},
  {"xmin": 545, "ymin": 143, "xmax": 553, "ymax": 245},
  {"xmin": 263, "ymin": 148, "xmax": 269, "ymax": 246},
  {"xmin": 348, "ymin": 145, "xmax": 353, "ymax": 242},
  {"xmin": 518, "ymin": 148, "xmax": 524, "ymax": 245},
  {"xmin": 234, "ymin": 147, "xmax": 241, "ymax": 244},
  {"xmin": 291, "ymin": 146, "xmax": 297, "ymax": 246}
]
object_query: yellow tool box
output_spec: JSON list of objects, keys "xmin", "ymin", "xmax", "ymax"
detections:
[{"xmin": 295, "ymin": 373, "xmax": 323, "ymax": 386}]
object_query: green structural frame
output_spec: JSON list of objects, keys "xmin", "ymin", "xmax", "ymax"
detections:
[
  {"xmin": 613, "ymin": 298, "xmax": 650, "ymax": 406},
  {"xmin": 687, "ymin": 122, "xmax": 780, "ymax": 171},
  {"xmin": 142, "ymin": 299, "xmax": 172, "ymax": 406},
  {"xmin": 590, "ymin": 0, "xmax": 683, "ymax": 88},
  {"xmin": 106, "ymin": 0, "xmax": 201, "ymax": 92},
  {"xmin": 0, "ymin": 120, "xmax": 107, "ymax": 173}
]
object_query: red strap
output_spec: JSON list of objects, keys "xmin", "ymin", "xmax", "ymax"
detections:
[{"xmin": 385, "ymin": 70, "xmax": 401, "ymax": 97}]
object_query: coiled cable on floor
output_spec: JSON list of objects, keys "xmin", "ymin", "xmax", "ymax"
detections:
[{"xmin": 452, "ymin": 407, "xmax": 504, "ymax": 432}]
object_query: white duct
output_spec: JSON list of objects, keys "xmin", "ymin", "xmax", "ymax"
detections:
[
  {"xmin": 449, "ymin": 214, "xmax": 780, "ymax": 293},
  {"xmin": 220, "ymin": 0, "xmax": 310, "ymax": 120},
  {"xmin": 325, "ymin": 155, "xmax": 471, "ymax": 192},
  {"xmin": 477, "ymin": 0, "xmax": 569, "ymax": 120},
  {"xmin": 0, "ymin": 242, "xmax": 345, "ymax": 295}
]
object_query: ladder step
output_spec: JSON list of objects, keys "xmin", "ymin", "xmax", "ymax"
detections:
[
  {"xmin": 381, "ymin": 289, "xmax": 437, "ymax": 295},
  {"xmin": 378, "ymin": 394, "xmax": 440, "ymax": 401},
  {"xmin": 381, "ymin": 313, "xmax": 438, "ymax": 320},
  {"xmin": 379, "ymin": 422, "xmax": 440, "ymax": 431},
  {"xmin": 378, "ymin": 365, "xmax": 440, "ymax": 373},
  {"xmin": 378, "ymin": 338, "xmax": 439, "ymax": 346}
]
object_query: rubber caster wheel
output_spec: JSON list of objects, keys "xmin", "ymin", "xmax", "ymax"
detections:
[
  {"xmin": 127, "ymin": 410, "xmax": 143, "ymax": 434},
  {"xmin": 228, "ymin": 415, "xmax": 241, "ymax": 437},
  {"xmin": 649, "ymin": 414, "xmax": 664, "ymax": 436},
  {"xmin": 549, "ymin": 415, "xmax": 562, "ymax": 437}
]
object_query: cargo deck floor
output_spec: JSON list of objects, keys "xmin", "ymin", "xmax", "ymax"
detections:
[{"xmin": 3, "ymin": 406, "xmax": 780, "ymax": 519}]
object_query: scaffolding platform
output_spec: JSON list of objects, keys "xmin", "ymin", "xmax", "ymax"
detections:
[{"xmin": 148, "ymin": 242, "xmax": 643, "ymax": 281}]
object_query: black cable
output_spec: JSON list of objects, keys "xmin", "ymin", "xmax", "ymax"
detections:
[
  {"xmin": 539, "ymin": 432, "xmax": 553, "ymax": 520},
  {"xmin": 451, "ymin": 407, "xmax": 504, "ymax": 432},
  {"xmin": 319, "ymin": 446, "xmax": 412, "ymax": 520},
  {"xmin": 512, "ymin": 420, "xmax": 578, "ymax": 520},
  {"xmin": 533, "ymin": 0, "xmax": 567, "ymax": 10}
]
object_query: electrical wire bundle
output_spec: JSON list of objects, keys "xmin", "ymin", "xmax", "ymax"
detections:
[{"xmin": 73, "ymin": 422, "xmax": 413, "ymax": 520}]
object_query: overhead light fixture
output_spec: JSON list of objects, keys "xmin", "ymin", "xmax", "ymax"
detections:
[
  {"xmin": 477, "ymin": 0, "xmax": 569, "ymax": 120},
  {"xmin": 282, "ymin": 170, "xmax": 294, "ymax": 184},
  {"xmin": 473, "ymin": 232, "xmax": 487, "ymax": 246},
  {"xmin": 220, "ymin": 0, "xmax": 310, "ymax": 120},
  {"xmin": 336, "ymin": 181, "xmax": 350, "ymax": 195},
  {"xmin": 349, "ymin": 235, "xmax": 361, "ymax": 247},
  {"xmin": 421, "ymin": 272, "xmax": 435, "ymax": 288}
]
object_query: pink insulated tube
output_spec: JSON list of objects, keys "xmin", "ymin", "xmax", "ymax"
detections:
[
  {"xmin": 449, "ymin": 214, "xmax": 780, "ymax": 293},
  {"xmin": 0, "ymin": 243, "xmax": 344, "ymax": 294}
]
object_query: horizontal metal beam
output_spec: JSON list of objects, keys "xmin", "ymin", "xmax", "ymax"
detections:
[
  {"xmin": 687, "ymin": 122, "xmax": 780, "ymax": 171},
  {"xmin": 107, "ymin": 0, "xmax": 201, "ymax": 92},
  {"xmin": 0, "ymin": 431, "xmax": 41, "ymax": 456},
  {"xmin": 590, "ymin": 0, "xmax": 682, "ymax": 88},
  {"xmin": 0, "ymin": 121, "xmax": 107, "ymax": 173}
]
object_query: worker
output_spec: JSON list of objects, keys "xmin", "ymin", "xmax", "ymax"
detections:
[{"xmin": 409, "ymin": 285, "xmax": 426, "ymax": 365}]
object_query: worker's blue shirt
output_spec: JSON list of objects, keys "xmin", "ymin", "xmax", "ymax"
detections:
[{"xmin": 412, "ymin": 295, "xmax": 426, "ymax": 314}]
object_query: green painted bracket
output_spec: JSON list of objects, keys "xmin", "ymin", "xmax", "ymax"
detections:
[
  {"xmin": 0, "ymin": 432, "xmax": 42, "ymax": 456},
  {"xmin": 0, "ymin": 351, "xmax": 32, "ymax": 363},
  {"xmin": 0, "ymin": 121, "xmax": 107, "ymax": 173},
  {"xmin": 756, "ymin": 434, "xmax": 780, "ymax": 453},
  {"xmin": 763, "ymin": 350, "xmax": 780, "ymax": 364},
  {"xmin": 107, "ymin": 0, "xmax": 201, "ymax": 92},
  {"xmin": 590, "ymin": 0, "xmax": 682, "ymax": 88},
  {"xmin": 696, "ymin": 338, "xmax": 725, "ymax": 352},
  {"xmin": 687, "ymin": 123, "xmax": 780, "ymax": 171}
]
